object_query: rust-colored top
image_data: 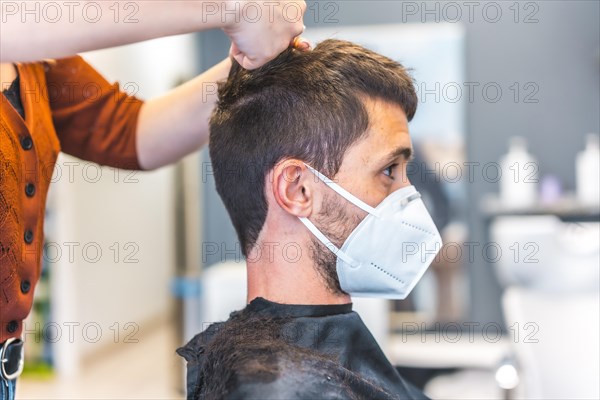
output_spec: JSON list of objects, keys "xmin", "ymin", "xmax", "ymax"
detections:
[{"xmin": 0, "ymin": 56, "xmax": 143, "ymax": 343}]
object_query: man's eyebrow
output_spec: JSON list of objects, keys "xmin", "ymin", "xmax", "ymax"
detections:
[{"xmin": 380, "ymin": 146, "xmax": 414, "ymax": 166}]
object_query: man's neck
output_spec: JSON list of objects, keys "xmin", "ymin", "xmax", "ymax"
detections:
[{"xmin": 246, "ymin": 244, "xmax": 351, "ymax": 306}]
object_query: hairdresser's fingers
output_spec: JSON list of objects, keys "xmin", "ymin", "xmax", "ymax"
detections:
[
  {"xmin": 231, "ymin": 36, "xmax": 311, "ymax": 69},
  {"xmin": 229, "ymin": 43, "xmax": 248, "ymax": 69},
  {"xmin": 224, "ymin": 1, "xmax": 307, "ymax": 69},
  {"xmin": 291, "ymin": 36, "xmax": 312, "ymax": 51}
]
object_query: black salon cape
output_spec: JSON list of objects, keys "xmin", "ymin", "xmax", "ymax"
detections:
[{"xmin": 177, "ymin": 297, "xmax": 429, "ymax": 400}]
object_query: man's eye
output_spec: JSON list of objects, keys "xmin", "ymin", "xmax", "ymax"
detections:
[{"xmin": 383, "ymin": 164, "xmax": 398, "ymax": 179}]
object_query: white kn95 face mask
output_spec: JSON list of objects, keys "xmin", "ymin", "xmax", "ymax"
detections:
[{"xmin": 299, "ymin": 164, "xmax": 443, "ymax": 299}]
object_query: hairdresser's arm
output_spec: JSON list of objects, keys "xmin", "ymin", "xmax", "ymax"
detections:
[
  {"xmin": 136, "ymin": 33, "xmax": 311, "ymax": 169},
  {"xmin": 1, "ymin": 1, "xmax": 305, "ymax": 68},
  {"xmin": 135, "ymin": 57, "xmax": 231, "ymax": 170}
]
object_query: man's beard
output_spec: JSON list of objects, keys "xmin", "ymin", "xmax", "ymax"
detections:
[{"xmin": 309, "ymin": 193, "xmax": 363, "ymax": 295}]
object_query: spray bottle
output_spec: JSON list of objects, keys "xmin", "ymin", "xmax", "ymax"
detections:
[
  {"xmin": 500, "ymin": 136, "xmax": 538, "ymax": 208},
  {"xmin": 576, "ymin": 134, "xmax": 600, "ymax": 207}
]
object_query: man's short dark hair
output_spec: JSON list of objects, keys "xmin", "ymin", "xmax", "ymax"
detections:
[{"xmin": 209, "ymin": 39, "xmax": 418, "ymax": 255}]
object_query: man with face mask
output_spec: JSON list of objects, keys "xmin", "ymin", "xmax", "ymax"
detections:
[{"xmin": 177, "ymin": 39, "xmax": 443, "ymax": 399}]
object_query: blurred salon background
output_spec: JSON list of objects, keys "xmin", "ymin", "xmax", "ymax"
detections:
[{"xmin": 17, "ymin": 1, "xmax": 599, "ymax": 399}]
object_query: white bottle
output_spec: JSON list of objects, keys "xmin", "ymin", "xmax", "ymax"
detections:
[
  {"xmin": 500, "ymin": 136, "xmax": 538, "ymax": 208},
  {"xmin": 576, "ymin": 134, "xmax": 600, "ymax": 207}
]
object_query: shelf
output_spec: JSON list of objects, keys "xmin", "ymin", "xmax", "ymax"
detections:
[
  {"xmin": 388, "ymin": 332, "xmax": 510, "ymax": 370},
  {"xmin": 480, "ymin": 194, "xmax": 600, "ymax": 221}
]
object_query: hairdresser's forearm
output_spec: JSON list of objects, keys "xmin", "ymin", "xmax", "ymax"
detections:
[
  {"xmin": 1, "ymin": 1, "xmax": 234, "ymax": 62},
  {"xmin": 135, "ymin": 58, "xmax": 231, "ymax": 170}
]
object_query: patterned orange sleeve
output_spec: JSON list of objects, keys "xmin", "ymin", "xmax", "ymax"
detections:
[{"xmin": 45, "ymin": 55, "xmax": 144, "ymax": 170}]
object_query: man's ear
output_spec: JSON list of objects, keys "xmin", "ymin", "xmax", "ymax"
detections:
[{"xmin": 271, "ymin": 160, "xmax": 313, "ymax": 218}]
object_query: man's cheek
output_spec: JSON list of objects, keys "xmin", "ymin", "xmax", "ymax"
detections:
[{"xmin": 345, "ymin": 208, "xmax": 368, "ymax": 237}]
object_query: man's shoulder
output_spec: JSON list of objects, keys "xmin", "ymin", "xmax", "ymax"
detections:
[
  {"xmin": 179, "ymin": 310, "xmax": 406, "ymax": 399},
  {"xmin": 226, "ymin": 353, "xmax": 406, "ymax": 400},
  {"xmin": 176, "ymin": 320, "xmax": 226, "ymax": 364},
  {"xmin": 178, "ymin": 306, "xmax": 430, "ymax": 400}
]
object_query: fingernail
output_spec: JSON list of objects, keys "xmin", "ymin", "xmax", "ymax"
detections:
[{"xmin": 293, "ymin": 38, "xmax": 312, "ymax": 51}]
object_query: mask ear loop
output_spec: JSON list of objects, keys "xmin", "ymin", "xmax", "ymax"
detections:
[
  {"xmin": 298, "ymin": 217, "xmax": 358, "ymax": 266},
  {"xmin": 299, "ymin": 163, "xmax": 374, "ymax": 267},
  {"xmin": 304, "ymin": 164, "xmax": 381, "ymax": 218}
]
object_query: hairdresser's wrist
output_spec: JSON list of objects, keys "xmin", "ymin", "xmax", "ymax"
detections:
[{"xmin": 219, "ymin": 0, "xmax": 245, "ymax": 29}]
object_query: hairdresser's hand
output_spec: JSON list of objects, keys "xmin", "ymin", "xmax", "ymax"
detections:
[{"xmin": 223, "ymin": 1, "xmax": 307, "ymax": 69}]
